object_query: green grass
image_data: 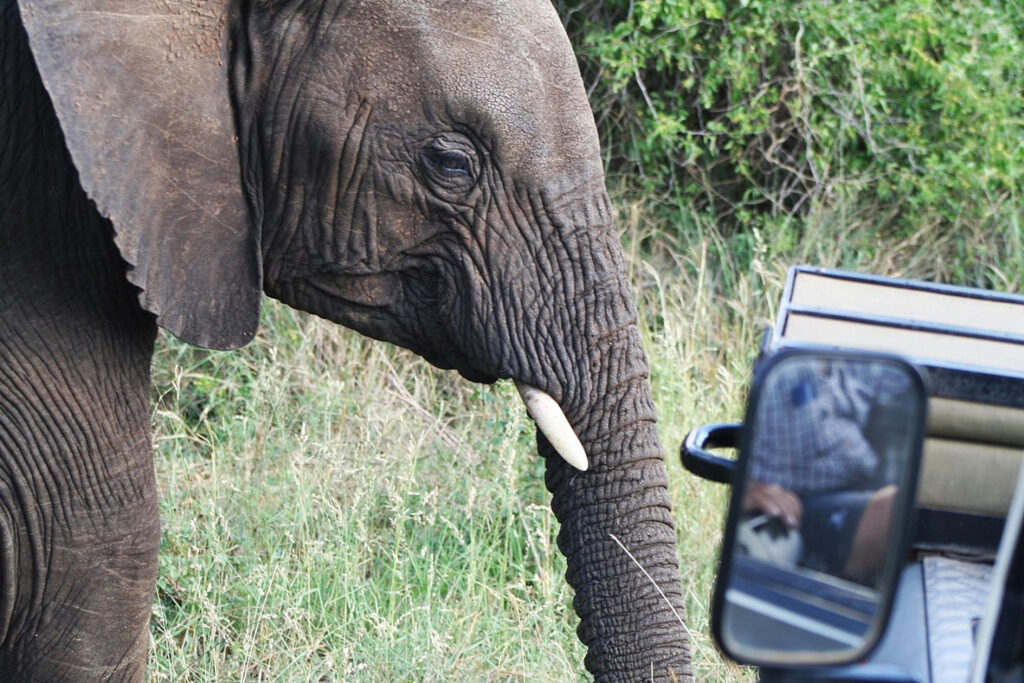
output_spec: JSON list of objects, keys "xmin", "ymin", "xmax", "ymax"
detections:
[
  {"xmin": 148, "ymin": 306, "xmax": 591, "ymax": 681},
  {"xmin": 146, "ymin": 193, "xmax": 1022, "ymax": 680}
]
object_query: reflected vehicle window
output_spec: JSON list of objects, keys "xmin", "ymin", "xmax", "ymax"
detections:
[{"xmin": 741, "ymin": 358, "xmax": 913, "ymax": 586}]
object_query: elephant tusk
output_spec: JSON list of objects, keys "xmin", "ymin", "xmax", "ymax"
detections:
[{"xmin": 515, "ymin": 382, "xmax": 589, "ymax": 471}]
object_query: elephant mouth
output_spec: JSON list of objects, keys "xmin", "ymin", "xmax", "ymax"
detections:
[
  {"xmin": 448, "ymin": 368, "xmax": 590, "ymax": 472},
  {"xmin": 456, "ymin": 365, "xmax": 499, "ymax": 384}
]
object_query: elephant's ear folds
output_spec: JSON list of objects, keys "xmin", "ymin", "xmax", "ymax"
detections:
[{"xmin": 18, "ymin": 0, "xmax": 261, "ymax": 350}]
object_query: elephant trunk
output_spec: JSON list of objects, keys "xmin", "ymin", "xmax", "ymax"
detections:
[{"xmin": 541, "ymin": 324, "xmax": 693, "ymax": 681}]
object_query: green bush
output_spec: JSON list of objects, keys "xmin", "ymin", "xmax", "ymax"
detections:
[{"xmin": 558, "ymin": 0, "xmax": 1024, "ymax": 246}]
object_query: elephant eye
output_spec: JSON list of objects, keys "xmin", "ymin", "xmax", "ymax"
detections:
[
  {"xmin": 424, "ymin": 147, "xmax": 473, "ymax": 179},
  {"xmin": 432, "ymin": 150, "xmax": 471, "ymax": 177},
  {"xmin": 420, "ymin": 138, "xmax": 479, "ymax": 193}
]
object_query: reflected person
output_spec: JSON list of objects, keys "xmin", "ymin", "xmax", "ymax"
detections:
[{"xmin": 741, "ymin": 358, "xmax": 906, "ymax": 585}]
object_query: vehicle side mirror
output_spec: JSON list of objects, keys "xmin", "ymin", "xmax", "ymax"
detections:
[{"xmin": 712, "ymin": 349, "xmax": 927, "ymax": 667}]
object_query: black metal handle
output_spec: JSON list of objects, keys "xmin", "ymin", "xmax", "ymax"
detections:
[{"xmin": 680, "ymin": 423, "xmax": 740, "ymax": 484}]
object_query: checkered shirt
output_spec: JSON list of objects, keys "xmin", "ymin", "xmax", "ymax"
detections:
[{"xmin": 748, "ymin": 358, "xmax": 908, "ymax": 495}]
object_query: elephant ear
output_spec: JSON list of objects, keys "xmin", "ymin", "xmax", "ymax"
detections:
[{"xmin": 18, "ymin": 0, "xmax": 261, "ymax": 350}]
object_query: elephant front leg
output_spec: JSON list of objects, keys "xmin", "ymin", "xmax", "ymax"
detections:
[{"xmin": 0, "ymin": 478, "xmax": 160, "ymax": 681}]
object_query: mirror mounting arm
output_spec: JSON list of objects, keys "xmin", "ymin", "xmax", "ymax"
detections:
[{"xmin": 681, "ymin": 423, "xmax": 740, "ymax": 484}]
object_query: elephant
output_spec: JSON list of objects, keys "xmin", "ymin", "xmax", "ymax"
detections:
[{"xmin": 0, "ymin": 0, "xmax": 693, "ymax": 679}]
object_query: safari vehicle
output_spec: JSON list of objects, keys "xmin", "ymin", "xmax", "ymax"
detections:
[{"xmin": 682, "ymin": 267, "xmax": 1024, "ymax": 682}]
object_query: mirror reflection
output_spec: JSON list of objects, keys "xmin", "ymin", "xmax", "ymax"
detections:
[{"xmin": 719, "ymin": 352, "xmax": 925, "ymax": 664}]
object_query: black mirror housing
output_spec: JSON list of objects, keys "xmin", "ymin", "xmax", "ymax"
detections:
[{"xmin": 711, "ymin": 349, "xmax": 928, "ymax": 668}]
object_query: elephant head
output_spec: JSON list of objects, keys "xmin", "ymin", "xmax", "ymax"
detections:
[{"xmin": 19, "ymin": 0, "xmax": 692, "ymax": 678}]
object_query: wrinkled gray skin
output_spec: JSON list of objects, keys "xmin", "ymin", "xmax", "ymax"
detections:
[{"xmin": 0, "ymin": 0, "xmax": 692, "ymax": 679}]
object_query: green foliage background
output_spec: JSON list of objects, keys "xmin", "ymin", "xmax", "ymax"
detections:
[{"xmin": 557, "ymin": 0, "xmax": 1023, "ymax": 280}]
